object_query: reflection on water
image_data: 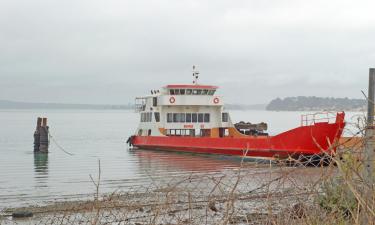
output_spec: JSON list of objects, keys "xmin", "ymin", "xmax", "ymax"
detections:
[
  {"xmin": 134, "ymin": 149, "xmax": 241, "ymax": 173},
  {"xmin": 34, "ymin": 152, "xmax": 48, "ymax": 187}
]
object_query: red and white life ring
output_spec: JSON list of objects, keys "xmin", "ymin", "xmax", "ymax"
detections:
[
  {"xmin": 213, "ymin": 97, "xmax": 220, "ymax": 104},
  {"xmin": 169, "ymin": 96, "xmax": 176, "ymax": 104}
]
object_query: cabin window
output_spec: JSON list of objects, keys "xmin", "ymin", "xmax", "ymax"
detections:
[
  {"xmin": 202, "ymin": 89, "xmax": 209, "ymax": 95},
  {"xmin": 192, "ymin": 89, "xmax": 198, "ymax": 95},
  {"xmin": 170, "ymin": 89, "xmax": 175, "ymax": 95},
  {"xmin": 140, "ymin": 112, "xmax": 153, "ymax": 122},
  {"xmin": 167, "ymin": 113, "xmax": 173, "ymax": 123},
  {"xmin": 204, "ymin": 113, "xmax": 210, "ymax": 123},
  {"xmin": 192, "ymin": 113, "xmax": 197, "ymax": 122},
  {"xmin": 177, "ymin": 113, "xmax": 182, "ymax": 122},
  {"xmin": 154, "ymin": 112, "xmax": 160, "ymax": 122},
  {"xmin": 138, "ymin": 129, "xmax": 143, "ymax": 136},
  {"xmin": 198, "ymin": 113, "xmax": 204, "ymax": 123},
  {"xmin": 180, "ymin": 89, "xmax": 185, "ymax": 95},
  {"xmin": 180, "ymin": 113, "xmax": 186, "ymax": 123},
  {"xmin": 175, "ymin": 89, "xmax": 180, "ymax": 95},
  {"xmin": 197, "ymin": 89, "xmax": 202, "ymax": 95},
  {"xmin": 208, "ymin": 90, "xmax": 216, "ymax": 95},
  {"xmin": 148, "ymin": 129, "xmax": 152, "ymax": 136},
  {"xmin": 186, "ymin": 89, "xmax": 192, "ymax": 95},
  {"xmin": 153, "ymin": 97, "xmax": 157, "ymax": 106},
  {"xmin": 173, "ymin": 113, "xmax": 178, "ymax": 122},
  {"xmin": 166, "ymin": 129, "xmax": 195, "ymax": 136},
  {"xmin": 222, "ymin": 113, "xmax": 229, "ymax": 122},
  {"xmin": 186, "ymin": 113, "xmax": 192, "ymax": 122}
]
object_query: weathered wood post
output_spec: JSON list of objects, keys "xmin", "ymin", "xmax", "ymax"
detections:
[
  {"xmin": 33, "ymin": 117, "xmax": 42, "ymax": 152},
  {"xmin": 33, "ymin": 117, "xmax": 49, "ymax": 153},
  {"xmin": 364, "ymin": 68, "xmax": 375, "ymax": 184},
  {"xmin": 362, "ymin": 68, "xmax": 375, "ymax": 224}
]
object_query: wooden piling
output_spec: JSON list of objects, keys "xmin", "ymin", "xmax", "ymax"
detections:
[{"xmin": 34, "ymin": 117, "xmax": 49, "ymax": 153}]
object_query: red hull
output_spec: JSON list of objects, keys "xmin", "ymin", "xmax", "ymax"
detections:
[{"xmin": 132, "ymin": 113, "xmax": 345, "ymax": 159}]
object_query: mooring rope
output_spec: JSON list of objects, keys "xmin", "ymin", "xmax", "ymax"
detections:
[{"xmin": 48, "ymin": 132, "xmax": 74, "ymax": 156}]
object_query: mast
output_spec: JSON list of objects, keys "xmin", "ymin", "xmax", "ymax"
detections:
[{"xmin": 192, "ymin": 65, "xmax": 199, "ymax": 85}]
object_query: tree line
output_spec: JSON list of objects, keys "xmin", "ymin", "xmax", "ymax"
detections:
[{"xmin": 266, "ymin": 96, "xmax": 366, "ymax": 111}]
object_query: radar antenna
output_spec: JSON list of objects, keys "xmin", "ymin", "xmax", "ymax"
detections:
[{"xmin": 192, "ymin": 65, "xmax": 199, "ymax": 85}]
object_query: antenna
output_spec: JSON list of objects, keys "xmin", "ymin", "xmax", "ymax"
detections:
[{"xmin": 192, "ymin": 65, "xmax": 199, "ymax": 85}]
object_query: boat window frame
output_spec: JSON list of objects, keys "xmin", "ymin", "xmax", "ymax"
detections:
[
  {"xmin": 222, "ymin": 112, "xmax": 229, "ymax": 122},
  {"xmin": 204, "ymin": 113, "xmax": 210, "ymax": 123},
  {"xmin": 186, "ymin": 113, "xmax": 192, "ymax": 122},
  {"xmin": 192, "ymin": 89, "xmax": 198, "ymax": 95},
  {"xmin": 154, "ymin": 112, "xmax": 160, "ymax": 122},
  {"xmin": 173, "ymin": 113, "xmax": 178, "ymax": 123},
  {"xmin": 197, "ymin": 89, "xmax": 202, "ymax": 95},
  {"xmin": 153, "ymin": 97, "xmax": 157, "ymax": 107},
  {"xmin": 202, "ymin": 89, "xmax": 209, "ymax": 95},
  {"xmin": 180, "ymin": 113, "xmax": 186, "ymax": 123},
  {"xmin": 208, "ymin": 90, "xmax": 215, "ymax": 95},
  {"xmin": 180, "ymin": 89, "xmax": 185, "ymax": 95},
  {"xmin": 167, "ymin": 113, "xmax": 173, "ymax": 123},
  {"xmin": 198, "ymin": 113, "xmax": 204, "ymax": 123},
  {"xmin": 170, "ymin": 89, "xmax": 175, "ymax": 95},
  {"xmin": 186, "ymin": 89, "xmax": 192, "ymax": 95},
  {"xmin": 192, "ymin": 113, "xmax": 197, "ymax": 123}
]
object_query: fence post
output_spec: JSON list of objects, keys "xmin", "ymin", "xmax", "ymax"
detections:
[{"xmin": 362, "ymin": 68, "xmax": 375, "ymax": 223}]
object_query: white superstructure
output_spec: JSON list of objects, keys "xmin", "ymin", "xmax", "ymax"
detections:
[{"xmin": 135, "ymin": 67, "xmax": 233, "ymax": 138}]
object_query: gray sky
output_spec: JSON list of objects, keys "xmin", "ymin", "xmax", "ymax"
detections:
[{"xmin": 1, "ymin": 0, "xmax": 374, "ymax": 104}]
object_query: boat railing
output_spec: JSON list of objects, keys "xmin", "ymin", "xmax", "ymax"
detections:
[{"xmin": 300, "ymin": 112, "xmax": 338, "ymax": 126}]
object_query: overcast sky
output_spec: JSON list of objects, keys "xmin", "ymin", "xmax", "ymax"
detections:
[{"xmin": 1, "ymin": 0, "xmax": 374, "ymax": 104}]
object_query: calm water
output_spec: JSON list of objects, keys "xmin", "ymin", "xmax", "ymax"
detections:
[{"xmin": 0, "ymin": 109, "xmax": 362, "ymax": 209}]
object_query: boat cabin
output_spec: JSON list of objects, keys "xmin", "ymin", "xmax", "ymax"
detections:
[{"xmin": 134, "ymin": 67, "xmax": 267, "ymax": 138}]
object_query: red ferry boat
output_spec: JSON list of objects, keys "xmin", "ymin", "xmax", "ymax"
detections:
[{"xmin": 128, "ymin": 67, "xmax": 346, "ymax": 161}]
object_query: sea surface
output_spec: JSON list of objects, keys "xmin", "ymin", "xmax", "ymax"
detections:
[{"xmin": 0, "ymin": 109, "xmax": 363, "ymax": 209}]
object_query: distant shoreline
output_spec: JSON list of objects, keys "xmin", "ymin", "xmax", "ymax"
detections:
[{"xmin": 266, "ymin": 96, "xmax": 365, "ymax": 112}]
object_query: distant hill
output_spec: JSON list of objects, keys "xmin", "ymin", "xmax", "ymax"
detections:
[
  {"xmin": 0, "ymin": 100, "xmax": 133, "ymax": 110},
  {"xmin": 266, "ymin": 96, "xmax": 366, "ymax": 111}
]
